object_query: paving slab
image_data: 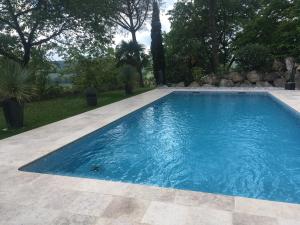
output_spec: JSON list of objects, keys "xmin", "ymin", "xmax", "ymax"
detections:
[{"xmin": 1, "ymin": 87, "xmax": 300, "ymax": 225}]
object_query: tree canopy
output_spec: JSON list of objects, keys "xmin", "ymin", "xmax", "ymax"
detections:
[
  {"xmin": 164, "ymin": 0, "xmax": 300, "ymax": 83},
  {"xmin": 0, "ymin": 0, "xmax": 114, "ymax": 66}
]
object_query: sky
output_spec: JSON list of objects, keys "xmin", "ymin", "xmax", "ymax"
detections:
[{"xmin": 114, "ymin": 0, "xmax": 177, "ymax": 49}]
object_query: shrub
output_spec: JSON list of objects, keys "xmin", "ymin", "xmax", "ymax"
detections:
[
  {"xmin": 0, "ymin": 59, "xmax": 36, "ymax": 128},
  {"xmin": 235, "ymin": 44, "xmax": 273, "ymax": 72},
  {"xmin": 192, "ymin": 67, "xmax": 205, "ymax": 83},
  {"xmin": 0, "ymin": 59, "xmax": 35, "ymax": 102}
]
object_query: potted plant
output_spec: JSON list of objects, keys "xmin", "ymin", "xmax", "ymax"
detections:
[
  {"xmin": 120, "ymin": 65, "xmax": 136, "ymax": 95},
  {"xmin": 0, "ymin": 59, "xmax": 35, "ymax": 129},
  {"xmin": 84, "ymin": 87, "xmax": 97, "ymax": 106}
]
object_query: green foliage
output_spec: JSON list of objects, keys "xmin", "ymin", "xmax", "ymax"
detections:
[
  {"xmin": 192, "ymin": 67, "xmax": 205, "ymax": 83},
  {"xmin": 119, "ymin": 65, "xmax": 137, "ymax": 85},
  {"xmin": 165, "ymin": 0, "xmax": 260, "ymax": 83},
  {"xmin": 116, "ymin": 41, "xmax": 147, "ymax": 68},
  {"xmin": 0, "ymin": 0, "xmax": 115, "ymax": 65},
  {"xmin": 165, "ymin": 0, "xmax": 300, "ymax": 80},
  {"xmin": 120, "ymin": 64, "xmax": 138, "ymax": 95},
  {"xmin": 235, "ymin": 44, "xmax": 273, "ymax": 72},
  {"xmin": 0, "ymin": 59, "xmax": 36, "ymax": 102},
  {"xmin": 234, "ymin": 0, "xmax": 300, "ymax": 60},
  {"xmin": 71, "ymin": 54, "xmax": 121, "ymax": 91}
]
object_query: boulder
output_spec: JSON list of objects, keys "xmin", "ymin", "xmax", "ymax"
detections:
[
  {"xmin": 176, "ymin": 82, "xmax": 185, "ymax": 87},
  {"xmin": 229, "ymin": 72, "xmax": 244, "ymax": 83},
  {"xmin": 202, "ymin": 84, "xmax": 214, "ymax": 88},
  {"xmin": 273, "ymin": 78, "xmax": 285, "ymax": 88},
  {"xmin": 201, "ymin": 74, "xmax": 219, "ymax": 86},
  {"xmin": 285, "ymin": 57, "xmax": 295, "ymax": 72},
  {"xmin": 263, "ymin": 72, "xmax": 280, "ymax": 82},
  {"xmin": 219, "ymin": 79, "xmax": 234, "ymax": 87},
  {"xmin": 240, "ymin": 80, "xmax": 252, "ymax": 87},
  {"xmin": 256, "ymin": 81, "xmax": 273, "ymax": 87},
  {"xmin": 272, "ymin": 59, "xmax": 285, "ymax": 72},
  {"xmin": 246, "ymin": 71, "xmax": 261, "ymax": 83},
  {"xmin": 188, "ymin": 81, "xmax": 200, "ymax": 87}
]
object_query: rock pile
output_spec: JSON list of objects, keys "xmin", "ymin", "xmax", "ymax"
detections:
[{"xmin": 173, "ymin": 58, "xmax": 300, "ymax": 88}]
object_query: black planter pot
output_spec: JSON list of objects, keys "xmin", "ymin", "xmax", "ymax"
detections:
[
  {"xmin": 2, "ymin": 99, "xmax": 24, "ymax": 128},
  {"xmin": 85, "ymin": 87, "xmax": 98, "ymax": 106},
  {"xmin": 86, "ymin": 95, "xmax": 97, "ymax": 106},
  {"xmin": 125, "ymin": 84, "xmax": 133, "ymax": 95},
  {"xmin": 285, "ymin": 82, "xmax": 296, "ymax": 90}
]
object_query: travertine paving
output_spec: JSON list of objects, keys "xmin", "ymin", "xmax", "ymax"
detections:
[{"xmin": 1, "ymin": 88, "xmax": 300, "ymax": 225}]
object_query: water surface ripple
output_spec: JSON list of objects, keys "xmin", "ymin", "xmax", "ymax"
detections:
[{"xmin": 22, "ymin": 92, "xmax": 300, "ymax": 203}]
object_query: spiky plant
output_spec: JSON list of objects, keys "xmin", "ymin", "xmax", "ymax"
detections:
[{"xmin": 0, "ymin": 59, "xmax": 35, "ymax": 103}]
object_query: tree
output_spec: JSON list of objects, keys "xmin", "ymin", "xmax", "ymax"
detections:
[
  {"xmin": 115, "ymin": 40, "xmax": 149, "ymax": 70},
  {"xmin": 208, "ymin": 0, "xmax": 219, "ymax": 73},
  {"xmin": 165, "ymin": 0, "xmax": 261, "ymax": 82},
  {"xmin": 151, "ymin": 0, "xmax": 166, "ymax": 85},
  {"xmin": 0, "ymin": 0, "xmax": 113, "ymax": 66},
  {"xmin": 110, "ymin": 0, "xmax": 152, "ymax": 87},
  {"xmin": 234, "ymin": 0, "xmax": 300, "ymax": 61},
  {"xmin": 71, "ymin": 51, "xmax": 121, "ymax": 91}
]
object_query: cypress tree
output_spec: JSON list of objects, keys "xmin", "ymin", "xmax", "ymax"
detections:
[{"xmin": 151, "ymin": 0, "xmax": 166, "ymax": 85}]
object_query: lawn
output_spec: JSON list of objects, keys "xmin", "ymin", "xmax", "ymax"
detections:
[{"xmin": 0, "ymin": 88, "xmax": 153, "ymax": 140}]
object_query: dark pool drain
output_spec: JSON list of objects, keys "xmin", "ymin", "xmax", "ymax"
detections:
[{"xmin": 90, "ymin": 165, "xmax": 102, "ymax": 172}]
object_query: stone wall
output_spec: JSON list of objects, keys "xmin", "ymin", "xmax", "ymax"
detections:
[{"xmin": 174, "ymin": 58, "xmax": 300, "ymax": 88}]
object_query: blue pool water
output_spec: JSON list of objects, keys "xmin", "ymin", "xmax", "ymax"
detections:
[{"xmin": 21, "ymin": 92, "xmax": 300, "ymax": 203}]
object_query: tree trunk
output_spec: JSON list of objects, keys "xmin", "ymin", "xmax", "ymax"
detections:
[
  {"xmin": 22, "ymin": 44, "xmax": 31, "ymax": 67},
  {"xmin": 208, "ymin": 0, "xmax": 219, "ymax": 74},
  {"xmin": 131, "ymin": 31, "xmax": 144, "ymax": 87}
]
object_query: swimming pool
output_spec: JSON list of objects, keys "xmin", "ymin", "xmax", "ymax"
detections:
[{"xmin": 21, "ymin": 92, "xmax": 300, "ymax": 204}]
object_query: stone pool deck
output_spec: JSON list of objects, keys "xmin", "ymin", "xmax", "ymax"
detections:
[{"xmin": 1, "ymin": 87, "xmax": 300, "ymax": 225}]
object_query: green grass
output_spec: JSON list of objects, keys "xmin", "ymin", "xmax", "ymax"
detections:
[{"xmin": 0, "ymin": 88, "xmax": 153, "ymax": 140}]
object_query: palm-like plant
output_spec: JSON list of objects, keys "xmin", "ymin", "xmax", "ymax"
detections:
[
  {"xmin": 0, "ymin": 59, "xmax": 35, "ymax": 128},
  {"xmin": 0, "ymin": 59, "xmax": 33, "ymax": 103},
  {"xmin": 116, "ymin": 41, "xmax": 146, "ymax": 68}
]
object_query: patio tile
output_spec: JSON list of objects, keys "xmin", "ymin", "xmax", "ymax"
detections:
[
  {"xmin": 3, "ymin": 89, "xmax": 300, "ymax": 225},
  {"xmin": 65, "ymin": 192, "xmax": 113, "ymax": 217},
  {"xmin": 30, "ymin": 174, "xmax": 84, "ymax": 191},
  {"xmin": 278, "ymin": 219, "xmax": 300, "ymax": 225},
  {"xmin": 53, "ymin": 213, "xmax": 98, "ymax": 225},
  {"xmin": 0, "ymin": 171, "xmax": 41, "ymax": 192},
  {"xmin": 233, "ymin": 212, "xmax": 278, "ymax": 225},
  {"xmin": 175, "ymin": 189, "xmax": 234, "ymax": 211},
  {"xmin": 0, "ymin": 203, "xmax": 60, "ymax": 225},
  {"xmin": 142, "ymin": 201, "xmax": 232, "ymax": 225},
  {"xmin": 235, "ymin": 197, "xmax": 300, "ymax": 220},
  {"xmin": 101, "ymin": 196, "xmax": 150, "ymax": 222},
  {"xmin": 95, "ymin": 218, "xmax": 152, "ymax": 225},
  {"xmin": 141, "ymin": 201, "xmax": 189, "ymax": 225},
  {"xmin": 1, "ymin": 184, "xmax": 52, "ymax": 206},
  {"xmin": 73, "ymin": 179, "xmax": 129, "ymax": 196},
  {"xmin": 125, "ymin": 184, "xmax": 176, "ymax": 202},
  {"xmin": 39, "ymin": 188, "xmax": 81, "ymax": 210}
]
